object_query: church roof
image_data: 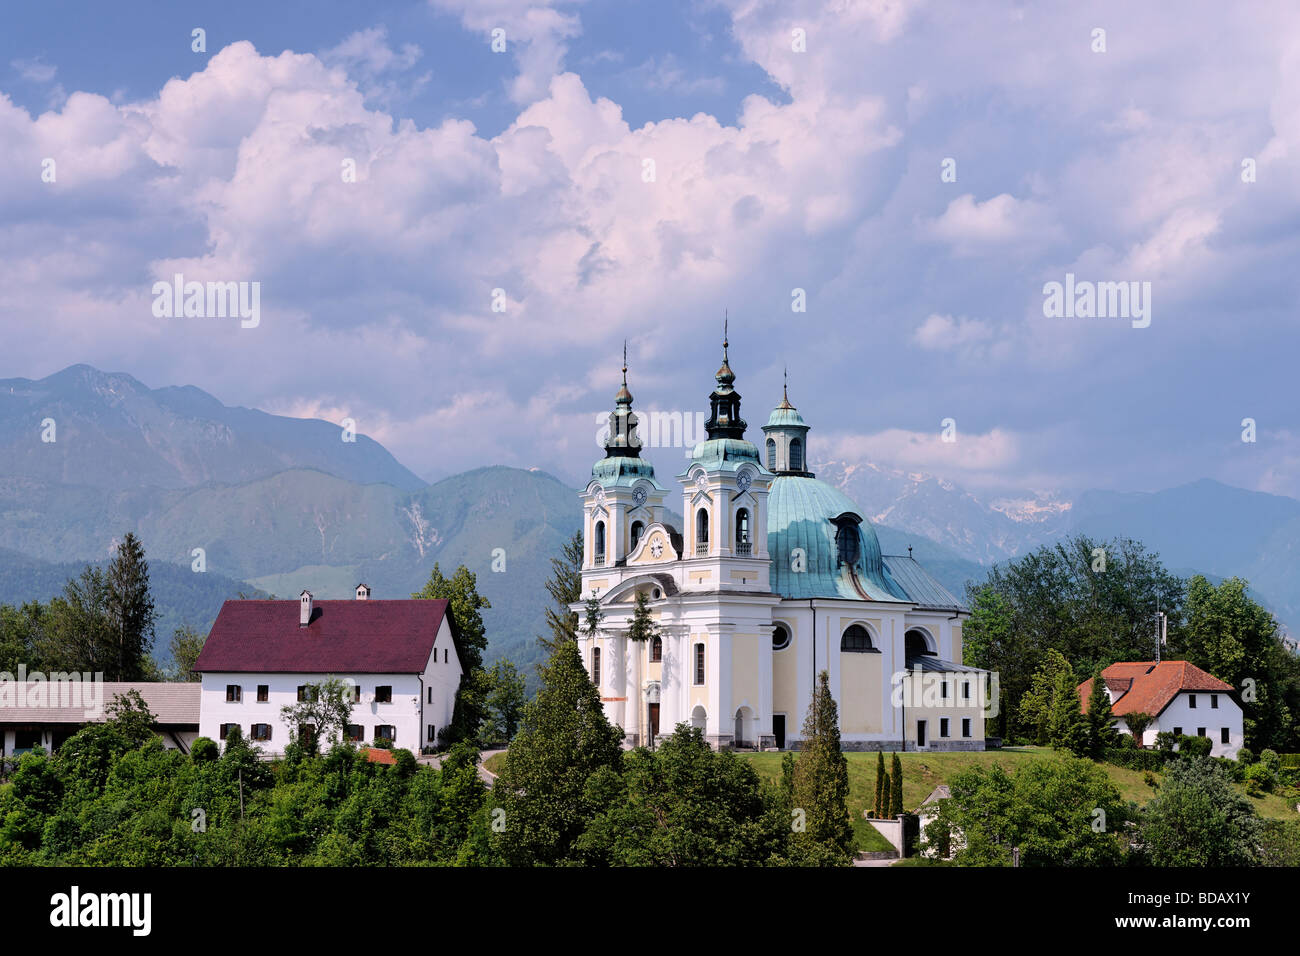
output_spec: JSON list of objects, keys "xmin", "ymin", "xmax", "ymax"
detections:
[
  {"xmin": 881, "ymin": 555, "xmax": 967, "ymax": 611},
  {"xmin": 767, "ymin": 475, "xmax": 909, "ymax": 601}
]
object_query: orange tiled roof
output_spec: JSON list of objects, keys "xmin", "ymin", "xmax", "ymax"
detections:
[
  {"xmin": 1078, "ymin": 661, "xmax": 1232, "ymax": 718},
  {"xmin": 361, "ymin": 747, "xmax": 396, "ymax": 765}
]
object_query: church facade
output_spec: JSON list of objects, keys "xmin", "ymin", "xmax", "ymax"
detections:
[{"xmin": 573, "ymin": 336, "xmax": 995, "ymax": 752}]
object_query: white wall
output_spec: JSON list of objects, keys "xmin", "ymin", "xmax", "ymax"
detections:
[{"xmin": 1122, "ymin": 690, "xmax": 1242, "ymax": 758}]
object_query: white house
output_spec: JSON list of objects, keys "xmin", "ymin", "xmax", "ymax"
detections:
[
  {"xmin": 1078, "ymin": 661, "xmax": 1242, "ymax": 758},
  {"xmin": 195, "ymin": 585, "xmax": 462, "ymax": 754},
  {"xmin": 573, "ymin": 336, "xmax": 995, "ymax": 752}
]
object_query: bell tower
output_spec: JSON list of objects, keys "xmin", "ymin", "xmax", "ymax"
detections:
[{"xmin": 761, "ymin": 371, "xmax": 813, "ymax": 477}]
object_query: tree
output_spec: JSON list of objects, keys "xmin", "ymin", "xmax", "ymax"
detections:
[
  {"xmin": 1019, "ymin": 649, "xmax": 1074, "ymax": 746},
  {"xmin": 790, "ymin": 670, "xmax": 854, "ymax": 862},
  {"xmin": 582, "ymin": 590, "xmax": 603, "ymax": 638},
  {"xmin": 105, "ymin": 689, "xmax": 157, "ymax": 745},
  {"xmin": 575, "ymin": 724, "xmax": 790, "ymax": 866},
  {"xmin": 480, "ymin": 660, "xmax": 526, "ymax": 744},
  {"xmin": 925, "ymin": 756, "xmax": 1126, "ymax": 866},
  {"xmin": 167, "ymin": 624, "xmax": 205, "ymax": 682},
  {"xmin": 278, "ymin": 677, "xmax": 355, "ymax": 756},
  {"xmin": 1125, "ymin": 711, "xmax": 1154, "ymax": 748},
  {"xmin": 962, "ymin": 587, "xmax": 1015, "ymax": 739},
  {"xmin": 413, "ymin": 564, "xmax": 492, "ymax": 742},
  {"xmin": 537, "ymin": 530, "xmax": 583, "ymax": 656},
  {"xmin": 1083, "ymin": 668, "xmax": 1119, "ymax": 757},
  {"xmin": 103, "ymin": 532, "xmax": 157, "ymax": 680},
  {"xmin": 625, "ymin": 590, "xmax": 661, "ymax": 644},
  {"xmin": 40, "ymin": 567, "xmax": 113, "ymax": 674},
  {"xmin": 873, "ymin": 751, "xmax": 886, "ymax": 818},
  {"xmin": 1047, "ymin": 666, "xmax": 1087, "ymax": 756},
  {"xmin": 1183, "ymin": 575, "xmax": 1298, "ymax": 751},
  {"xmin": 1138, "ymin": 758, "xmax": 1261, "ymax": 866},
  {"xmin": 490, "ymin": 639, "xmax": 624, "ymax": 865},
  {"xmin": 890, "ymin": 752, "xmax": 903, "ymax": 817},
  {"xmin": 880, "ymin": 773, "xmax": 891, "ymax": 824}
]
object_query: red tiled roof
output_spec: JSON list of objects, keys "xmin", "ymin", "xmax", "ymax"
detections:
[
  {"xmin": 195, "ymin": 599, "xmax": 451, "ymax": 674},
  {"xmin": 361, "ymin": 747, "xmax": 396, "ymax": 765},
  {"xmin": 1078, "ymin": 661, "xmax": 1232, "ymax": 718}
]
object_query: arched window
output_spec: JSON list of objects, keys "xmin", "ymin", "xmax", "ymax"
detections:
[
  {"xmin": 772, "ymin": 623, "xmax": 791, "ymax": 651},
  {"xmin": 695, "ymin": 508, "xmax": 709, "ymax": 550},
  {"xmin": 906, "ymin": 629, "xmax": 933, "ymax": 659},
  {"xmin": 834, "ymin": 518, "xmax": 861, "ymax": 568},
  {"xmin": 591, "ymin": 646, "xmax": 601, "ymax": 685},
  {"xmin": 735, "ymin": 508, "xmax": 751, "ymax": 555},
  {"xmin": 841, "ymin": 624, "xmax": 873, "ymax": 652},
  {"xmin": 594, "ymin": 520, "xmax": 606, "ymax": 564},
  {"xmin": 650, "ymin": 635, "xmax": 662, "ymax": 662},
  {"xmin": 694, "ymin": 642, "xmax": 706, "ymax": 685},
  {"xmin": 630, "ymin": 521, "xmax": 644, "ymax": 551},
  {"xmin": 790, "ymin": 437, "xmax": 803, "ymax": 471},
  {"xmin": 766, "ymin": 437, "xmax": 777, "ymax": 470}
]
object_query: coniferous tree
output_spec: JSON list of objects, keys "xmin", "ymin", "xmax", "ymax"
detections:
[
  {"xmin": 790, "ymin": 670, "xmax": 855, "ymax": 862},
  {"xmin": 537, "ymin": 531, "xmax": 583, "ymax": 656},
  {"xmin": 873, "ymin": 750, "xmax": 886, "ymax": 818},
  {"xmin": 626, "ymin": 589, "xmax": 661, "ymax": 644},
  {"xmin": 103, "ymin": 532, "xmax": 156, "ymax": 681},
  {"xmin": 880, "ymin": 773, "xmax": 891, "ymax": 822},
  {"xmin": 583, "ymin": 590, "xmax": 604, "ymax": 638},
  {"xmin": 1084, "ymin": 668, "xmax": 1119, "ymax": 757},
  {"xmin": 490, "ymin": 639, "xmax": 624, "ymax": 865},
  {"xmin": 1048, "ymin": 665, "xmax": 1087, "ymax": 756},
  {"xmin": 413, "ymin": 564, "xmax": 492, "ymax": 742},
  {"xmin": 890, "ymin": 752, "xmax": 904, "ymax": 817}
]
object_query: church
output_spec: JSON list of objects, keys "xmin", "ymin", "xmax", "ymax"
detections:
[{"xmin": 574, "ymin": 334, "xmax": 995, "ymax": 752}]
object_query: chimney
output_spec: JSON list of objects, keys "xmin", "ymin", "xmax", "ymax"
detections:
[
  {"xmin": 355, "ymin": 583, "xmax": 371, "ymax": 601},
  {"xmin": 299, "ymin": 589, "xmax": 313, "ymax": 627}
]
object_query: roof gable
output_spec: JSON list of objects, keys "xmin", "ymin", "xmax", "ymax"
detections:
[
  {"xmin": 196, "ymin": 599, "xmax": 452, "ymax": 674},
  {"xmin": 1078, "ymin": 660, "xmax": 1233, "ymax": 718}
]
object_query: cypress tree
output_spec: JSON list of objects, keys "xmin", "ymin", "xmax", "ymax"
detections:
[
  {"xmin": 1048, "ymin": 665, "xmax": 1087, "ymax": 755},
  {"xmin": 890, "ymin": 752, "xmax": 904, "ymax": 817},
  {"xmin": 873, "ymin": 751, "xmax": 886, "ymax": 818},
  {"xmin": 791, "ymin": 670, "xmax": 855, "ymax": 861},
  {"xmin": 1084, "ymin": 669, "xmax": 1119, "ymax": 757},
  {"xmin": 103, "ymin": 532, "xmax": 156, "ymax": 680},
  {"xmin": 880, "ymin": 772, "xmax": 891, "ymax": 820}
]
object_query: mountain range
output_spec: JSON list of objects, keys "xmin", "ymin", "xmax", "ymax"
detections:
[{"xmin": 0, "ymin": 364, "xmax": 1293, "ymax": 682}]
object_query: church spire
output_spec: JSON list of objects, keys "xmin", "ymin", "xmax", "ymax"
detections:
[
  {"xmin": 705, "ymin": 315, "xmax": 746, "ymax": 439},
  {"xmin": 604, "ymin": 340, "xmax": 641, "ymax": 457}
]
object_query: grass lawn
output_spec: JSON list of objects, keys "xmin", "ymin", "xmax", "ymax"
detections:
[{"xmin": 482, "ymin": 751, "xmax": 507, "ymax": 776}]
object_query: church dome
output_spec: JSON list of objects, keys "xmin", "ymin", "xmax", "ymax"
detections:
[{"xmin": 767, "ymin": 475, "xmax": 908, "ymax": 602}]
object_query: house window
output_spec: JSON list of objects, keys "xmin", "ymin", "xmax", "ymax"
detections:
[
  {"xmin": 940, "ymin": 718, "xmax": 950, "ymax": 737},
  {"xmin": 1211, "ymin": 694, "xmax": 1219, "ymax": 709},
  {"xmin": 735, "ymin": 508, "xmax": 751, "ymax": 555},
  {"xmin": 1197, "ymin": 727, "xmax": 1206, "ymax": 737},
  {"xmin": 375, "ymin": 725, "xmax": 396, "ymax": 744},
  {"xmin": 941, "ymin": 680, "xmax": 949, "ymax": 700},
  {"xmin": 219, "ymin": 723, "xmax": 235, "ymax": 740},
  {"xmin": 351, "ymin": 684, "xmax": 361, "ymax": 703},
  {"xmin": 427, "ymin": 688, "xmax": 434, "ymax": 704},
  {"xmin": 962, "ymin": 718, "xmax": 971, "ymax": 738},
  {"xmin": 1173, "ymin": 727, "xmax": 1183, "ymax": 736},
  {"xmin": 591, "ymin": 647, "xmax": 601, "ymax": 686},
  {"xmin": 375, "ymin": 685, "xmax": 392, "ymax": 703},
  {"xmin": 695, "ymin": 508, "xmax": 709, "ymax": 551},
  {"xmin": 250, "ymin": 723, "xmax": 273, "ymax": 742},
  {"xmin": 766, "ymin": 437, "xmax": 776, "ymax": 470},
  {"xmin": 650, "ymin": 636, "xmax": 662, "ymax": 662},
  {"xmin": 296, "ymin": 685, "xmax": 309, "ymax": 702},
  {"xmin": 594, "ymin": 520, "xmax": 606, "ymax": 564},
  {"xmin": 444, "ymin": 649, "xmax": 448, "ymax": 664},
  {"xmin": 298, "ymin": 724, "xmax": 317, "ymax": 747},
  {"xmin": 772, "ymin": 623, "xmax": 791, "ymax": 651},
  {"xmin": 1221, "ymin": 727, "xmax": 1230, "ymax": 744},
  {"xmin": 256, "ymin": 685, "xmax": 269, "ymax": 702},
  {"xmin": 840, "ymin": 624, "xmax": 872, "ymax": 652},
  {"xmin": 694, "ymin": 643, "xmax": 705, "ymax": 685},
  {"xmin": 427, "ymin": 724, "xmax": 436, "ymax": 742},
  {"xmin": 630, "ymin": 521, "xmax": 644, "ymax": 551},
  {"xmin": 962, "ymin": 681, "xmax": 971, "ymax": 700},
  {"xmin": 1189, "ymin": 694, "xmax": 1197, "ymax": 709},
  {"xmin": 344, "ymin": 724, "xmax": 363, "ymax": 742},
  {"xmin": 225, "ymin": 684, "xmax": 241, "ymax": 703}
]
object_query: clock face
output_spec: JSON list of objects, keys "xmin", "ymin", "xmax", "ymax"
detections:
[
  {"xmin": 694, "ymin": 471, "xmax": 708, "ymax": 490},
  {"xmin": 736, "ymin": 468, "xmax": 753, "ymax": 492},
  {"xmin": 593, "ymin": 485, "xmax": 606, "ymax": 505},
  {"xmin": 632, "ymin": 485, "xmax": 648, "ymax": 506},
  {"xmin": 650, "ymin": 538, "xmax": 664, "ymax": 558}
]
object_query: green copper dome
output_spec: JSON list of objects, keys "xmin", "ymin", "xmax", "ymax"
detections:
[{"xmin": 767, "ymin": 476, "xmax": 909, "ymax": 602}]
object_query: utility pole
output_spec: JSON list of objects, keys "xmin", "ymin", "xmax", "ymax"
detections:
[{"xmin": 1155, "ymin": 610, "xmax": 1166, "ymax": 662}]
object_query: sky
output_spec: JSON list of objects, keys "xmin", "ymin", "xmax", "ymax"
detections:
[{"xmin": 2, "ymin": 0, "xmax": 1298, "ymax": 499}]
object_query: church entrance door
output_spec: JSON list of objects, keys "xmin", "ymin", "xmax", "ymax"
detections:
[{"xmin": 773, "ymin": 714, "xmax": 786, "ymax": 749}]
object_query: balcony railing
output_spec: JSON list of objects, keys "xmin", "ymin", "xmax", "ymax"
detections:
[{"xmin": 735, "ymin": 541, "xmax": 752, "ymax": 556}]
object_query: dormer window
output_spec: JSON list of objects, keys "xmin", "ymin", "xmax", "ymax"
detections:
[{"xmin": 833, "ymin": 517, "xmax": 861, "ymax": 568}]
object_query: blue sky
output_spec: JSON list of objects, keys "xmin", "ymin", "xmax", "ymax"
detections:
[{"xmin": 2, "ymin": 0, "xmax": 1297, "ymax": 501}]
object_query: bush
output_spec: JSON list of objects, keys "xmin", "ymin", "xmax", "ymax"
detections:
[
  {"xmin": 1154, "ymin": 731, "xmax": 1179, "ymax": 753},
  {"xmin": 1181, "ymin": 735, "xmax": 1213, "ymax": 758},
  {"xmin": 1143, "ymin": 770, "xmax": 1159, "ymax": 789},
  {"xmin": 1260, "ymin": 750, "xmax": 1281, "ymax": 775},
  {"xmin": 1237, "ymin": 747, "xmax": 1255, "ymax": 766},
  {"xmin": 190, "ymin": 737, "xmax": 218, "ymax": 762},
  {"xmin": 1103, "ymin": 747, "xmax": 1168, "ymax": 772},
  {"xmin": 1244, "ymin": 762, "xmax": 1275, "ymax": 797}
]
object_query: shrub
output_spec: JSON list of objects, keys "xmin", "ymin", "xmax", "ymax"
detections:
[
  {"xmin": 190, "ymin": 737, "xmax": 218, "ymax": 762},
  {"xmin": 1237, "ymin": 747, "xmax": 1255, "ymax": 766},
  {"xmin": 1103, "ymin": 747, "xmax": 1167, "ymax": 772},
  {"xmin": 1154, "ymin": 731, "xmax": 1179, "ymax": 753},
  {"xmin": 1244, "ymin": 762, "xmax": 1275, "ymax": 797},
  {"xmin": 1143, "ymin": 770, "xmax": 1159, "ymax": 790},
  {"xmin": 1260, "ymin": 750, "xmax": 1281, "ymax": 775},
  {"xmin": 1181, "ymin": 735, "xmax": 1213, "ymax": 758}
]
